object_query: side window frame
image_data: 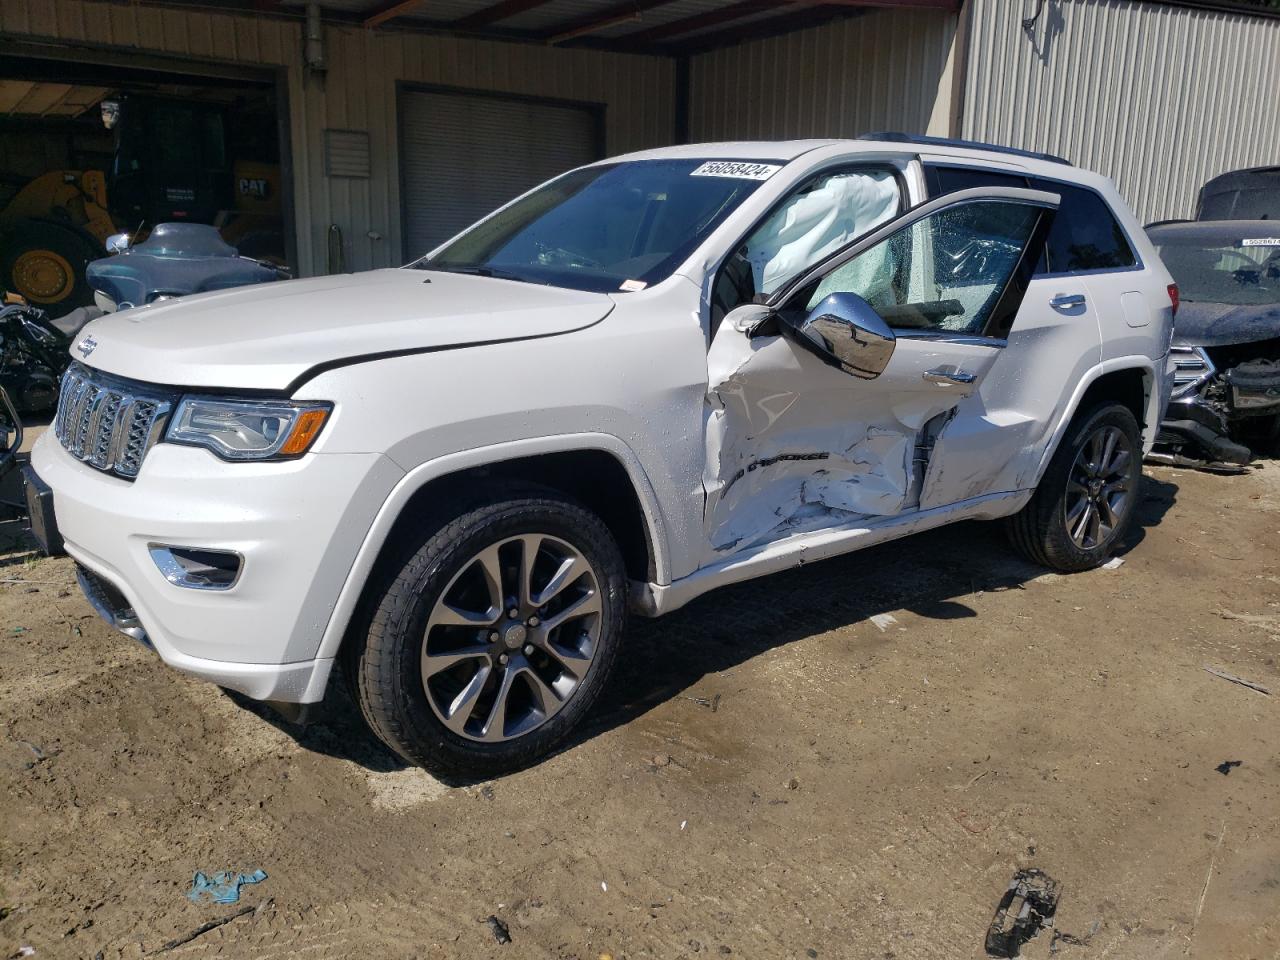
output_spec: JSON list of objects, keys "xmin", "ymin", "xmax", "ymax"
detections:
[
  {"xmin": 708, "ymin": 160, "xmax": 911, "ymax": 338},
  {"xmin": 1026, "ymin": 175, "xmax": 1143, "ymax": 277},
  {"xmin": 923, "ymin": 163, "xmax": 1144, "ymax": 278}
]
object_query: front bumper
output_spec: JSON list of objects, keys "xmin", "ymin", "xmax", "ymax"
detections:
[
  {"xmin": 32, "ymin": 431, "xmax": 403, "ymax": 702},
  {"xmin": 1157, "ymin": 347, "xmax": 1280, "ymax": 464}
]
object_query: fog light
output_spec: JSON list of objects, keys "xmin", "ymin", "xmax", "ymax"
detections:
[{"xmin": 149, "ymin": 545, "xmax": 243, "ymax": 590}]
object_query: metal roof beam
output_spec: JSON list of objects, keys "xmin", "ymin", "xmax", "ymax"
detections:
[
  {"xmin": 543, "ymin": 0, "xmax": 682, "ymax": 44},
  {"xmin": 363, "ymin": 0, "xmax": 427, "ymax": 28},
  {"xmin": 453, "ymin": 0, "xmax": 558, "ymax": 29},
  {"xmin": 621, "ymin": 0, "xmax": 797, "ymax": 43},
  {"xmin": 627, "ymin": 0, "xmax": 959, "ymax": 49}
]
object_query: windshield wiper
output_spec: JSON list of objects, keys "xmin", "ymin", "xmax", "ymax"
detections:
[{"xmin": 418, "ymin": 263, "xmax": 533, "ymax": 284}]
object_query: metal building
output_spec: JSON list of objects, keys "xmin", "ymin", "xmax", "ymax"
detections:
[{"xmin": 1, "ymin": 0, "xmax": 1277, "ymax": 286}]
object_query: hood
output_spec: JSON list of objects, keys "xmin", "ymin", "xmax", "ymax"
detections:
[
  {"xmin": 1171, "ymin": 300, "xmax": 1280, "ymax": 348},
  {"xmin": 74, "ymin": 268, "xmax": 614, "ymax": 391}
]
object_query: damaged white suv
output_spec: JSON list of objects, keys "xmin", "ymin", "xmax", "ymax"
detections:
[{"xmin": 29, "ymin": 135, "xmax": 1176, "ymax": 776}]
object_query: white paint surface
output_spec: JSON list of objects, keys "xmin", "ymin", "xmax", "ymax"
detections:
[{"xmin": 35, "ymin": 140, "xmax": 1174, "ymax": 707}]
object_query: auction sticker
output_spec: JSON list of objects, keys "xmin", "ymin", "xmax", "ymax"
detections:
[
  {"xmin": 690, "ymin": 161, "xmax": 782, "ymax": 180},
  {"xmin": 1242, "ymin": 238, "xmax": 1280, "ymax": 246}
]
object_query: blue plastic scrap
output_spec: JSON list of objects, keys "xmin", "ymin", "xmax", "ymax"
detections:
[{"xmin": 186, "ymin": 869, "xmax": 268, "ymax": 905}]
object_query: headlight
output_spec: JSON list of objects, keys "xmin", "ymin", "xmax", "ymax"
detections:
[{"xmin": 166, "ymin": 397, "xmax": 331, "ymax": 460}]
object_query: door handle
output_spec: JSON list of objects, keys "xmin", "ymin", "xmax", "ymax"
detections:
[
  {"xmin": 1050, "ymin": 293, "xmax": 1087, "ymax": 309},
  {"xmin": 923, "ymin": 368, "xmax": 977, "ymax": 386}
]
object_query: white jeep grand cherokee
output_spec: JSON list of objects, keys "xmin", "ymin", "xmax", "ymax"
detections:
[{"xmin": 29, "ymin": 135, "xmax": 1176, "ymax": 776}]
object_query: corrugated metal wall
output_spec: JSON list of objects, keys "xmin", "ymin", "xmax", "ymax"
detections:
[
  {"xmin": 0, "ymin": 0, "xmax": 675, "ymax": 275},
  {"xmin": 303, "ymin": 27, "xmax": 673, "ymax": 274},
  {"xmin": 963, "ymin": 0, "xmax": 1280, "ymax": 223},
  {"xmin": 687, "ymin": 9, "xmax": 959, "ymax": 142},
  {"xmin": 9, "ymin": 0, "xmax": 1276, "ymax": 272}
]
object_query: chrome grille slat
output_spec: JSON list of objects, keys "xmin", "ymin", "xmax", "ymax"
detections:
[
  {"xmin": 53, "ymin": 363, "xmax": 175, "ymax": 481},
  {"xmin": 1169, "ymin": 346, "xmax": 1213, "ymax": 398},
  {"xmin": 69, "ymin": 385, "xmax": 99, "ymax": 458},
  {"xmin": 88, "ymin": 393, "xmax": 124, "ymax": 468}
]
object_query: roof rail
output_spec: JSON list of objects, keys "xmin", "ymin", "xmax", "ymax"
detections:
[{"xmin": 855, "ymin": 132, "xmax": 1072, "ymax": 166}]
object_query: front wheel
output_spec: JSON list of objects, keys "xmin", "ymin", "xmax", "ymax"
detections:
[
  {"xmin": 1006, "ymin": 402, "xmax": 1143, "ymax": 571},
  {"xmin": 348, "ymin": 492, "xmax": 627, "ymax": 778}
]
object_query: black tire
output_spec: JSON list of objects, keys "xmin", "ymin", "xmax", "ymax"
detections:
[
  {"xmin": 347, "ymin": 492, "xmax": 627, "ymax": 778},
  {"xmin": 1006, "ymin": 402, "xmax": 1143, "ymax": 572},
  {"xmin": 0, "ymin": 219, "xmax": 99, "ymax": 313}
]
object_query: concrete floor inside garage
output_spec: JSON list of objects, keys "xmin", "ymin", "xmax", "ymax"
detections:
[{"xmin": 1, "ymin": 457, "xmax": 1278, "ymax": 959}]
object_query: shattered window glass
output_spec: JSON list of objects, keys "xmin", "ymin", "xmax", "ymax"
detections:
[
  {"xmin": 805, "ymin": 200, "xmax": 1041, "ymax": 335},
  {"xmin": 927, "ymin": 166, "xmax": 1138, "ymax": 276}
]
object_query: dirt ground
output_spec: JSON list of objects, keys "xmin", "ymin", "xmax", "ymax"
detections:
[{"xmin": 1, "ymin": 451, "xmax": 1278, "ymax": 960}]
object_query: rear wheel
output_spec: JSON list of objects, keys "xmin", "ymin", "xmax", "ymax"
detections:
[
  {"xmin": 348, "ymin": 493, "xmax": 627, "ymax": 777},
  {"xmin": 1006, "ymin": 403, "xmax": 1142, "ymax": 571},
  {"xmin": 1, "ymin": 220, "xmax": 99, "ymax": 310}
]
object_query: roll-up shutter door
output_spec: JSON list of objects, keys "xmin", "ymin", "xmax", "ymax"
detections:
[{"xmin": 400, "ymin": 88, "xmax": 601, "ymax": 259}]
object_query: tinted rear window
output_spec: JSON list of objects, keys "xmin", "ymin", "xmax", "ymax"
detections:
[
  {"xmin": 925, "ymin": 165, "xmax": 1138, "ymax": 275},
  {"xmin": 1198, "ymin": 188, "xmax": 1280, "ymax": 221},
  {"xmin": 1031, "ymin": 180, "xmax": 1136, "ymax": 273}
]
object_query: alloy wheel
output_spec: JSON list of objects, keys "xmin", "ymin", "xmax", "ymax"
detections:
[
  {"xmin": 1064, "ymin": 424, "xmax": 1134, "ymax": 550},
  {"xmin": 421, "ymin": 533, "xmax": 602, "ymax": 743}
]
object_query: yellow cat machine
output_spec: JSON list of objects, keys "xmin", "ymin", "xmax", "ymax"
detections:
[
  {"xmin": 0, "ymin": 169, "xmax": 115, "ymax": 309},
  {"xmin": 0, "ymin": 95, "xmax": 283, "ymax": 310}
]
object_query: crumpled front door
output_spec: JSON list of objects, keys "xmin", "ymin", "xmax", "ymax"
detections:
[
  {"xmin": 702, "ymin": 315, "xmax": 1002, "ymax": 555},
  {"xmin": 699, "ymin": 186, "xmax": 1061, "ymax": 562}
]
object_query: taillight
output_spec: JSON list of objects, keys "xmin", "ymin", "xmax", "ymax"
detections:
[{"xmin": 1168, "ymin": 283, "xmax": 1179, "ymax": 316}]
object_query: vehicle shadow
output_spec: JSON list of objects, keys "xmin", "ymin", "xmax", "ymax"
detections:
[
  {"xmin": 579, "ymin": 473, "xmax": 1180, "ymax": 749},
  {"xmin": 238, "ymin": 473, "xmax": 1181, "ymax": 781}
]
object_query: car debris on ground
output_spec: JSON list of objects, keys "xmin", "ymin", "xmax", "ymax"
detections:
[
  {"xmin": 185, "ymin": 869, "xmax": 268, "ymax": 905},
  {"xmin": 1202, "ymin": 664, "xmax": 1272, "ymax": 696},
  {"xmin": 152, "ymin": 900, "xmax": 270, "ymax": 954},
  {"xmin": 484, "ymin": 915, "xmax": 512, "ymax": 945},
  {"xmin": 984, "ymin": 868, "xmax": 1061, "ymax": 958}
]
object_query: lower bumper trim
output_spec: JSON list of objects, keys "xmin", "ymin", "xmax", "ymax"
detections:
[
  {"xmin": 76, "ymin": 563, "xmax": 151, "ymax": 647},
  {"xmin": 68, "ymin": 546, "xmax": 335, "ymax": 704},
  {"xmin": 263, "ymin": 699, "xmax": 316, "ymax": 725},
  {"xmin": 1158, "ymin": 418, "xmax": 1252, "ymax": 465}
]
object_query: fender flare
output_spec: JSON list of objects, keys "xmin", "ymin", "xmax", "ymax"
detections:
[
  {"xmin": 311, "ymin": 432, "xmax": 671, "ymax": 664},
  {"xmin": 1031, "ymin": 354, "xmax": 1162, "ymax": 487}
]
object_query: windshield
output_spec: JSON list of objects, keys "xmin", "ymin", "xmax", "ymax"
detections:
[
  {"xmin": 1156, "ymin": 238, "xmax": 1280, "ymax": 306},
  {"xmin": 420, "ymin": 159, "xmax": 782, "ymax": 293}
]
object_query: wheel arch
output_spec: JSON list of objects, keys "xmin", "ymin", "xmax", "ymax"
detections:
[
  {"xmin": 313, "ymin": 434, "xmax": 670, "ymax": 667},
  {"xmin": 1033, "ymin": 358, "xmax": 1158, "ymax": 487}
]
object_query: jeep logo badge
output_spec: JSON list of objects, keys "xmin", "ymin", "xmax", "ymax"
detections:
[{"xmin": 76, "ymin": 336, "xmax": 98, "ymax": 358}]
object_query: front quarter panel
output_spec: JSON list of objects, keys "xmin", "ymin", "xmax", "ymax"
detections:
[{"xmin": 298, "ymin": 278, "xmax": 711, "ymax": 584}]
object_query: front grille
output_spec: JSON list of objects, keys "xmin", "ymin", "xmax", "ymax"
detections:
[
  {"xmin": 54, "ymin": 363, "xmax": 176, "ymax": 480},
  {"xmin": 1170, "ymin": 345, "xmax": 1214, "ymax": 398}
]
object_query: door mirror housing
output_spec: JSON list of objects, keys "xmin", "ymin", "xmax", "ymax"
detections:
[
  {"xmin": 790, "ymin": 292, "xmax": 897, "ymax": 379},
  {"xmin": 720, "ymin": 302, "xmax": 777, "ymax": 338}
]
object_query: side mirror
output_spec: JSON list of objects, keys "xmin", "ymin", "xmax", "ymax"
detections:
[
  {"xmin": 791, "ymin": 292, "xmax": 896, "ymax": 379},
  {"xmin": 105, "ymin": 233, "xmax": 131, "ymax": 254}
]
